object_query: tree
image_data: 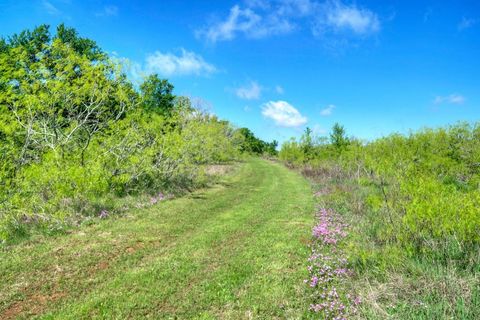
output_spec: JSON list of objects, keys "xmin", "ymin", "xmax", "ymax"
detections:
[
  {"xmin": 236, "ymin": 128, "xmax": 278, "ymax": 155},
  {"xmin": 6, "ymin": 24, "xmax": 104, "ymax": 63},
  {"xmin": 301, "ymin": 127, "xmax": 314, "ymax": 160},
  {"xmin": 265, "ymin": 140, "xmax": 278, "ymax": 156},
  {"xmin": 140, "ymin": 74, "xmax": 175, "ymax": 117},
  {"xmin": 55, "ymin": 24, "xmax": 104, "ymax": 61},
  {"xmin": 330, "ymin": 123, "xmax": 350, "ymax": 150},
  {"xmin": 0, "ymin": 25, "xmax": 135, "ymax": 168},
  {"xmin": 0, "ymin": 38, "xmax": 8, "ymax": 53}
]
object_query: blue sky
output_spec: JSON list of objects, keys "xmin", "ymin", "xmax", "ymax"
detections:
[{"xmin": 1, "ymin": 0, "xmax": 479, "ymax": 143}]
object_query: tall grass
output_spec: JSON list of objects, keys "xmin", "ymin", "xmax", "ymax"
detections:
[{"xmin": 281, "ymin": 122, "xmax": 480, "ymax": 318}]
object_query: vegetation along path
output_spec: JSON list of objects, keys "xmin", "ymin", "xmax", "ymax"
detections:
[{"xmin": 0, "ymin": 158, "xmax": 314, "ymax": 319}]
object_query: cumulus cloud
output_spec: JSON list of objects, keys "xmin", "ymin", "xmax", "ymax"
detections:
[
  {"xmin": 235, "ymin": 81, "xmax": 262, "ymax": 100},
  {"xmin": 433, "ymin": 94, "xmax": 465, "ymax": 105},
  {"xmin": 145, "ymin": 49, "xmax": 217, "ymax": 77},
  {"xmin": 320, "ymin": 104, "xmax": 335, "ymax": 116},
  {"xmin": 196, "ymin": 0, "xmax": 381, "ymax": 43},
  {"xmin": 262, "ymin": 100, "xmax": 308, "ymax": 127},
  {"xmin": 117, "ymin": 49, "xmax": 217, "ymax": 81}
]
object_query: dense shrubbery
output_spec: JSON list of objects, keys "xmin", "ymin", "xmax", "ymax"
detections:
[
  {"xmin": 280, "ymin": 122, "xmax": 480, "ymax": 263},
  {"xmin": 286, "ymin": 124, "xmax": 480, "ymax": 318},
  {"xmin": 0, "ymin": 25, "xmax": 270, "ymax": 243},
  {"xmin": 236, "ymin": 127, "xmax": 278, "ymax": 156}
]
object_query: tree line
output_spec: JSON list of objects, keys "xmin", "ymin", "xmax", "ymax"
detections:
[{"xmin": 0, "ymin": 24, "xmax": 275, "ymax": 242}]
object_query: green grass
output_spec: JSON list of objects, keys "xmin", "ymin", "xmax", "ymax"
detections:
[
  {"xmin": 0, "ymin": 158, "xmax": 314, "ymax": 319},
  {"xmin": 306, "ymin": 166, "xmax": 480, "ymax": 320}
]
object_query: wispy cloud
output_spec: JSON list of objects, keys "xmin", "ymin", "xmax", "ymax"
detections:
[
  {"xmin": 262, "ymin": 100, "xmax": 308, "ymax": 127},
  {"xmin": 120, "ymin": 49, "xmax": 217, "ymax": 80},
  {"xmin": 42, "ymin": 0, "xmax": 60, "ymax": 15},
  {"xmin": 458, "ymin": 17, "xmax": 476, "ymax": 31},
  {"xmin": 235, "ymin": 81, "xmax": 262, "ymax": 100},
  {"xmin": 196, "ymin": 0, "xmax": 381, "ymax": 44},
  {"xmin": 96, "ymin": 5, "xmax": 119, "ymax": 17},
  {"xmin": 275, "ymin": 85, "xmax": 284, "ymax": 94},
  {"xmin": 320, "ymin": 104, "xmax": 335, "ymax": 116},
  {"xmin": 145, "ymin": 49, "xmax": 217, "ymax": 77},
  {"xmin": 312, "ymin": 1, "xmax": 380, "ymax": 37},
  {"xmin": 433, "ymin": 94, "xmax": 465, "ymax": 105},
  {"xmin": 312, "ymin": 124, "xmax": 327, "ymax": 135},
  {"xmin": 196, "ymin": 4, "xmax": 295, "ymax": 43}
]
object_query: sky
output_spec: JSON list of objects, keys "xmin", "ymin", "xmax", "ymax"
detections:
[{"xmin": 1, "ymin": 0, "xmax": 479, "ymax": 143}]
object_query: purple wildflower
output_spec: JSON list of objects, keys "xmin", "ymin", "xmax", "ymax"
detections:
[
  {"xmin": 99, "ymin": 210, "xmax": 109, "ymax": 219},
  {"xmin": 305, "ymin": 207, "xmax": 360, "ymax": 319}
]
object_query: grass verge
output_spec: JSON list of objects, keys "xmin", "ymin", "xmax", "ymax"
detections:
[{"xmin": 1, "ymin": 158, "xmax": 314, "ymax": 319}]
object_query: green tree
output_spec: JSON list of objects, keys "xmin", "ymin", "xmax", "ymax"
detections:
[
  {"xmin": 140, "ymin": 74, "xmax": 175, "ymax": 117},
  {"xmin": 266, "ymin": 140, "xmax": 279, "ymax": 156},
  {"xmin": 237, "ymin": 128, "xmax": 261, "ymax": 154},
  {"xmin": 0, "ymin": 25, "xmax": 135, "ymax": 169},
  {"xmin": 0, "ymin": 24, "xmax": 248, "ymax": 242},
  {"xmin": 301, "ymin": 127, "xmax": 314, "ymax": 161},
  {"xmin": 55, "ymin": 24, "xmax": 104, "ymax": 61},
  {"xmin": 330, "ymin": 123, "xmax": 350, "ymax": 150}
]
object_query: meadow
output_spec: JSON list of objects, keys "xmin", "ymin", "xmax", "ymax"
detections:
[
  {"xmin": 281, "ymin": 123, "xmax": 480, "ymax": 318},
  {"xmin": 1, "ymin": 24, "xmax": 479, "ymax": 319}
]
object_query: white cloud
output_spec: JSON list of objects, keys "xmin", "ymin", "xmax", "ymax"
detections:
[
  {"xmin": 197, "ymin": 4, "xmax": 295, "ymax": 43},
  {"xmin": 320, "ymin": 104, "xmax": 335, "ymax": 116},
  {"xmin": 42, "ymin": 0, "xmax": 60, "ymax": 15},
  {"xmin": 235, "ymin": 81, "xmax": 262, "ymax": 100},
  {"xmin": 145, "ymin": 49, "xmax": 217, "ymax": 77},
  {"xmin": 196, "ymin": 0, "xmax": 381, "ymax": 43},
  {"xmin": 434, "ymin": 94, "xmax": 465, "ymax": 105},
  {"xmin": 262, "ymin": 100, "xmax": 308, "ymax": 127},
  {"xmin": 458, "ymin": 17, "xmax": 476, "ymax": 31},
  {"xmin": 275, "ymin": 85, "xmax": 284, "ymax": 94},
  {"xmin": 313, "ymin": 1, "xmax": 380, "ymax": 36}
]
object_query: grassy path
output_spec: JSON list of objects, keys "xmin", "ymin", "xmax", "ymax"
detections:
[{"xmin": 0, "ymin": 158, "xmax": 314, "ymax": 319}]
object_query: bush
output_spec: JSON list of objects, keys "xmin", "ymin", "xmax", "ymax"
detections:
[
  {"xmin": 280, "ymin": 122, "xmax": 480, "ymax": 264},
  {"xmin": 0, "ymin": 25, "xmax": 244, "ymax": 243}
]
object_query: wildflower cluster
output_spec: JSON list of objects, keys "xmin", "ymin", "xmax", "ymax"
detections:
[
  {"xmin": 306, "ymin": 208, "xmax": 360, "ymax": 319},
  {"xmin": 150, "ymin": 192, "xmax": 166, "ymax": 205}
]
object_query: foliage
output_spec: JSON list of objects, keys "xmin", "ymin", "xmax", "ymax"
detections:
[
  {"xmin": 0, "ymin": 25, "xmax": 245, "ymax": 243},
  {"xmin": 280, "ymin": 122, "xmax": 480, "ymax": 255},
  {"xmin": 281, "ymin": 122, "xmax": 480, "ymax": 318},
  {"xmin": 139, "ymin": 74, "xmax": 176, "ymax": 116},
  {"xmin": 329, "ymin": 123, "xmax": 350, "ymax": 151},
  {"xmin": 236, "ymin": 127, "xmax": 278, "ymax": 156}
]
